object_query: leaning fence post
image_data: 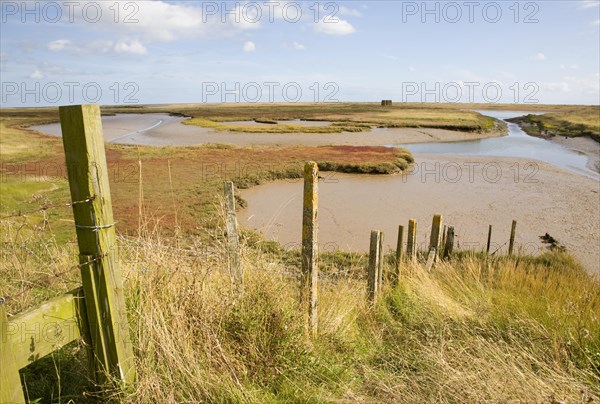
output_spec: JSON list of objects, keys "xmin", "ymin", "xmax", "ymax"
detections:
[
  {"xmin": 301, "ymin": 161, "xmax": 318, "ymax": 338},
  {"xmin": 224, "ymin": 181, "xmax": 243, "ymax": 292},
  {"xmin": 443, "ymin": 226, "xmax": 455, "ymax": 260},
  {"xmin": 429, "ymin": 214, "xmax": 443, "ymax": 256},
  {"xmin": 59, "ymin": 104, "xmax": 136, "ymax": 385},
  {"xmin": 394, "ymin": 225, "xmax": 404, "ymax": 285},
  {"xmin": 486, "ymin": 225, "xmax": 493, "ymax": 254},
  {"xmin": 1, "ymin": 304, "xmax": 25, "ymax": 404},
  {"xmin": 407, "ymin": 219, "xmax": 417, "ymax": 262},
  {"xmin": 368, "ymin": 230, "xmax": 381, "ymax": 302},
  {"xmin": 425, "ymin": 247, "xmax": 437, "ymax": 271},
  {"xmin": 508, "ymin": 220, "xmax": 517, "ymax": 256}
]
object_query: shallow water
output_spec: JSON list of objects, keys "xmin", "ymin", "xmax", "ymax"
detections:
[{"xmin": 398, "ymin": 111, "xmax": 599, "ymax": 180}]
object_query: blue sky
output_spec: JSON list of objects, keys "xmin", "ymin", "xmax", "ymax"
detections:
[{"xmin": 1, "ymin": 0, "xmax": 599, "ymax": 106}]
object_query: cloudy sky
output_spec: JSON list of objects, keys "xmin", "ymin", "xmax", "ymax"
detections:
[{"xmin": 1, "ymin": 0, "xmax": 599, "ymax": 106}]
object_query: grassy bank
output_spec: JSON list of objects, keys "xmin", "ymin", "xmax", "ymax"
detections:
[
  {"xmin": 507, "ymin": 106, "xmax": 600, "ymax": 142},
  {"xmin": 2, "ymin": 217, "xmax": 598, "ymax": 403}
]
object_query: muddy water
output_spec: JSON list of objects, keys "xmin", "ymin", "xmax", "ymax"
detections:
[{"xmin": 239, "ymin": 155, "xmax": 600, "ymax": 274}]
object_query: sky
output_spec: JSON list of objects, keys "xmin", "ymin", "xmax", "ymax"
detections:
[{"xmin": 1, "ymin": 0, "xmax": 599, "ymax": 107}]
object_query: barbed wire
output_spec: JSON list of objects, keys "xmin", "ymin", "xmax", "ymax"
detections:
[
  {"xmin": 0, "ymin": 253, "xmax": 106, "ymax": 304},
  {"xmin": 0, "ymin": 195, "xmax": 96, "ymax": 220}
]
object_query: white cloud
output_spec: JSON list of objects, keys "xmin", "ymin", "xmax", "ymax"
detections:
[
  {"xmin": 30, "ymin": 69, "xmax": 43, "ymax": 79},
  {"xmin": 339, "ymin": 6, "xmax": 362, "ymax": 16},
  {"xmin": 409, "ymin": 66, "xmax": 416, "ymax": 72},
  {"xmin": 532, "ymin": 52, "xmax": 546, "ymax": 60},
  {"xmin": 594, "ymin": 19, "xmax": 600, "ymax": 25},
  {"xmin": 314, "ymin": 18, "xmax": 356, "ymax": 35},
  {"xmin": 292, "ymin": 42, "xmax": 305, "ymax": 50},
  {"xmin": 114, "ymin": 40, "xmax": 148, "ymax": 55},
  {"xmin": 383, "ymin": 54, "xmax": 400, "ymax": 61},
  {"xmin": 581, "ymin": 0, "xmax": 599, "ymax": 8},
  {"xmin": 243, "ymin": 41, "xmax": 256, "ymax": 52},
  {"xmin": 560, "ymin": 64, "xmax": 580, "ymax": 70},
  {"xmin": 541, "ymin": 82, "xmax": 570, "ymax": 92},
  {"xmin": 48, "ymin": 39, "xmax": 71, "ymax": 51}
]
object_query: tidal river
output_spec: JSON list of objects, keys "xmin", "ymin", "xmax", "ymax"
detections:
[{"xmin": 30, "ymin": 111, "xmax": 600, "ymax": 273}]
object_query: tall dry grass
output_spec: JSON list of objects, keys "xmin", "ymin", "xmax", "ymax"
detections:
[{"xmin": 1, "ymin": 204, "xmax": 598, "ymax": 403}]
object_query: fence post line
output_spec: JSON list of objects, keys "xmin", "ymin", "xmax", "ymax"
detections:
[
  {"xmin": 443, "ymin": 226, "xmax": 455, "ymax": 260},
  {"xmin": 407, "ymin": 219, "xmax": 417, "ymax": 262},
  {"xmin": 224, "ymin": 181, "xmax": 243, "ymax": 292},
  {"xmin": 508, "ymin": 220, "xmax": 517, "ymax": 256},
  {"xmin": 377, "ymin": 231, "xmax": 384, "ymax": 290},
  {"xmin": 59, "ymin": 104, "xmax": 136, "ymax": 385},
  {"xmin": 367, "ymin": 230, "xmax": 381, "ymax": 302},
  {"xmin": 429, "ymin": 214, "xmax": 443, "ymax": 256},
  {"xmin": 486, "ymin": 225, "xmax": 493, "ymax": 254},
  {"xmin": 425, "ymin": 247, "xmax": 437, "ymax": 271},
  {"xmin": 394, "ymin": 225, "xmax": 404, "ymax": 285},
  {"xmin": 1, "ymin": 304, "xmax": 25, "ymax": 404},
  {"xmin": 301, "ymin": 161, "xmax": 319, "ymax": 338}
]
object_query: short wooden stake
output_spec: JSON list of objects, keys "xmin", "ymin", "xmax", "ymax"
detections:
[
  {"xmin": 443, "ymin": 226, "xmax": 455, "ymax": 260},
  {"xmin": 486, "ymin": 225, "xmax": 492, "ymax": 254},
  {"xmin": 425, "ymin": 247, "xmax": 437, "ymax": 272},
  {"xmin": 440, "ymin": 225, "xmax": 447, "ymax": 257},
  {"xmin": 367, "ymin": 230, "xmax": 381, "ymax": 302},
  {"xmin": 407, "ymin": 219, "xmax": 417, "ymax": 262},
  {"xmin": 429, "ymin": 214, "xmax": 443, "ymax": 255},
  {"xmin": 508, "ymin": 220, "xmax": 517, "ymax": 256},
  {"xmin": 59, "ymin": 104, "xmax": 136, "ymax": 385},
  {"xmin": 1, "ymin": 305, "xmax": 25, "ymax": 404},
  {"xmin": 301, "ymin": 161, "xmax": 319, "ymax": 338},
  {"xmin": 394, "ymin": 225, "xmax": 404, "ymax": 285},
  {"xmin": 224, "ymin": 181, "xmax": 243, "ymax": 291}
]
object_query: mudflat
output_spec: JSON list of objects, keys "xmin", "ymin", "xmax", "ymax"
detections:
[{"xmin": 239, "ymin": 154, "xmax": 600, "ymax": 274}]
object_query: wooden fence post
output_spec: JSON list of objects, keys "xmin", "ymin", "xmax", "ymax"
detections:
[
  {"xmin": 59, "ymin": 104, "xmax": 136, "ymax": 385},
  {"xmin": 367, "ymin": 230, "xmax": 381, "ymax": 302},
  {"xmin": 378, "ymin": 232, "xmax": 384, "ymax": 289},
  {"xmin": 224, "ymin": 181, "xmax": 243, "ymax": 291},
  {"xmin": 429, "ymin": 214, "xmax": 443, "ymax": 255},
  {"xmin": 440, "ymin": 225, "xmax": 447, "ymax": 257},
  {"xmin": 394, "ymin": 225, "xmax": 404, "ymax": 285},
  {"xmin": 486, "ymin": 225, "xmax": 492, "ymax": 254},
  {"xmin": 301, "ymin": 161, "xmax": 318, "ymax": 338},
  {"xmin": 443, "ymin": 226, "xmax": 455, "ymax": 260},
  {"xmin": 425, "ymin": 247, "xmax": 437, "ymax": 272},
  {"xmin": 407, "ymin": 219, "xmax": 417, "ymax": 262},
  {"xmin": 508, "ymin": 220, "xmax": 517, "ymax": 256},
  {"xmin": 1, "ymin": 305, "xmax": 25, "ymax": 404}
]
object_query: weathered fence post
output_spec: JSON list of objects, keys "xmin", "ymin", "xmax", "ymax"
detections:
[
  {"xmin": 368, "ymin": 230, "xmax": 382, "ymax": 302},
  {"xmin": 394, "ymin": 225, "xmax": 404, "ymax": 285},
  {"xmin": 1, "ymin": 304, "xmax": 25, "ymax": 404},
  {"xmin": 443, "ymin": 226, "xmax": 455, "ymax": 260},
  {"xmin": 486, "ymin": 225, "xmax": 493, "ymax": 254},
  {"xmin": 224, "ymin": 181, "xmax": 243, "ymax": 291},
  {"xmin": 425, "ymin": 247, "xmax": 437, "ymax": 271},
  {"xmin": 59, "ymin": 104, "xmax": 136, "ymax": 385},
  {"xmin": 407, "ymin": 219, "xmax": 417, "ymax": 262},
  {"xmin": 429, "ymin": 214, "xmax": 443, "ymax": 255},
  {"xmin": 440, "ymin": 225, "xmax": 447, "ymax": 257},
  {"xmin": 301, "ymin": 161, "xmax": 318, "ymax": 338},
  {"xmin": 508, "ymin": 220, "xmax": 517, "ymax": 256},
  {"xmin": 378, "ymin": 232, "xmax": 384, "ymax": 289}
]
